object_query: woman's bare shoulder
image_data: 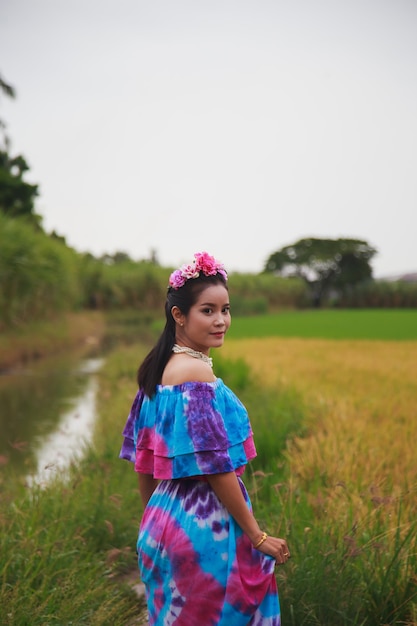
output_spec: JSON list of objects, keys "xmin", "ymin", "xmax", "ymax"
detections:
[{"xmin": 161, "ymin": 355, "xmax": 216, "ymax": 386}]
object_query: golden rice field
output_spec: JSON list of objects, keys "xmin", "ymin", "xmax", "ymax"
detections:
[{"xmin": 222, "ymin": 338, "xmax": 417, "ymax": 521}]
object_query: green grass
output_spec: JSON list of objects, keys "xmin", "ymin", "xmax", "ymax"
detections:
[{"xmin": 228, "ymin": 309, "xmax": 417, "ymax": 340}]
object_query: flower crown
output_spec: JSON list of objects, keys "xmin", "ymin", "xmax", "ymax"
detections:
[{"xmin": 168, "ymin": 251, "xmax": 228, "ymax": 290}]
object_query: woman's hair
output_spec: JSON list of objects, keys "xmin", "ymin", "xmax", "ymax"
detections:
[{"xmin": 137, "ymin": 273, "xmax": 228, "ymax": 397}]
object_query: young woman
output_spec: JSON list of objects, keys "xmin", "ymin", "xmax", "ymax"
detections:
[{"xmin": 120, "ymin": 252, "xmax": 290, "ymax": 625}]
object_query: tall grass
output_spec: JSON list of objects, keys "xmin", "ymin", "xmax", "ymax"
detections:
[
  {"xmin": 0, "ymin": 214, "xmax": 81, "ymax": 328},
  {"xmin": 78, "ymin": 256, "xmax": 169, "ymax": 310},
  {"xmin": 0, "ymin": 459, "xmax": 146, "ymax": 625},
  {"xmin": 229, "ymin": 273, "xmax": 307, "ymax": 313},
  {"xmin": 1, "ymin": 470, "xmax": 141, "ymax": 625},
  {"xmin": 339, "ymin": 279, "xmax": 417, "ymax": 308}
]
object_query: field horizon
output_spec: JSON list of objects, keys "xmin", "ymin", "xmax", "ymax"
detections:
[{"xmin": 228, "ymin": 308, "xmax": 417, "ymax": 340}]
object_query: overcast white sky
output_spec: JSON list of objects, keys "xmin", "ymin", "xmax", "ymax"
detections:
[{"xmin": 1, "ymin": 0, "xmax": 416, "ymax": 276}]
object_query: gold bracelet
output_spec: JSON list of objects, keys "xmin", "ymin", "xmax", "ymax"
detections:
[{"xmin": 253, "ymin": 532, "xmax": 268, "ymax": 549}]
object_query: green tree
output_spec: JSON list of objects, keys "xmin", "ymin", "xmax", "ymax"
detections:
[
  {"xmin": 0, "ymin": 74, "xmax": 16, "ymax": 141},
  {"xmin": 0, "ymin": 151, "xmax": 40, "ymax": 223},
  {"xmin": 264, "ymin": 237, "xmax": 377, "ymax": 307},
  {"xmin": 0, "ymin": 73, "xmax": 41, "ymax": 227}
]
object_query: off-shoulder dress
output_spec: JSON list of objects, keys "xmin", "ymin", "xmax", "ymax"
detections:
[{"xmin": 120, "ymin": 378, "xmax": 281, "ymax": 626}]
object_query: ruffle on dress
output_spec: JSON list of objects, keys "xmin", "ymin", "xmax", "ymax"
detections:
[{"xmin": 119, "ymin": 379, "xmax": 256, "ymax": 479}]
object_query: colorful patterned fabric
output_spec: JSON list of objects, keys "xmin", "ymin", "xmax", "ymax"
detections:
[{"xmin": 120, "ymin": 379, "xmax": 281, "ymax": 625}]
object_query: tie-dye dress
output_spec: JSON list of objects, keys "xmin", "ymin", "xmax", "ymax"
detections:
[{"xmin": 119, "ymin": 378, "xmax": 281, "ymax": 625}]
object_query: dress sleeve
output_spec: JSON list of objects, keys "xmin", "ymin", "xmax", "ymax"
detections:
[
  {"xmin": 119, "ymin": 389, "xmax": 144, "ymax": 463},
  {"xmin": 134, "ymin": 381, "xmax": 257, "ymax": 479}
]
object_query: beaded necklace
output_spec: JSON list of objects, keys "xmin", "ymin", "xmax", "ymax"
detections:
[{"xmin": 172, "ymin": 344, "xmax": 213, "ymax": 368}]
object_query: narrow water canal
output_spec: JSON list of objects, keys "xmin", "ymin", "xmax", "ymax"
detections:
[{"xmin": 0, "ymin": 349, "xmax": 104, "ymax": 486}]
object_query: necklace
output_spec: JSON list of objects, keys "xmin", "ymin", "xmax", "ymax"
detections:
[{"xmin": 172, "ymin": 344, "xmax": 213, "ymax": 367}]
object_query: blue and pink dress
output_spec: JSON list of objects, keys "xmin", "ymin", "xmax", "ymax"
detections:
[{"xmin": 120, "ymin": 378, "xmax": 281, "ymax": 625}]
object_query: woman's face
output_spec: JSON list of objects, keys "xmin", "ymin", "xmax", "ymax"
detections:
[{"xmin": 176, "ymin": 283, "xmax": 231, "ymax": 354}]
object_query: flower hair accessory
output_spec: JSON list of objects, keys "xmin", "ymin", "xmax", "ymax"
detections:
[{"xmin": 169, "ymin": 252, "xmax": 228, "ymax": 290}]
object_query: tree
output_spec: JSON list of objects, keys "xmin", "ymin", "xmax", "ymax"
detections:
[
  {"xmin": 0, "ymin": 74, "xmax": 41, "ymax": 227},
  {"xmin": 0, "ymin": 73, "xmax": 16, "ymax": 148},
  {"xmin": 264, "ymin": 237, "xmax": 377, "ymax": 307},
  {"xmin": 0, "ymin": 151, "xmax": 40, "ymax": 223}
]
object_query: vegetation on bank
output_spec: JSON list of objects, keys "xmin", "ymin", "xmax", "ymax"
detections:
[
  {"xmin": 0, "ymin": 344, "xmax": 147, "ymax": 626},
  {"xmin": 0, "ymin": 311, "xmax": 106, "ymax": 372},
  {"xmin": 1, "ymin": 312, "xmax": 417, "ymax": 624},
  {"xmin": 0, "ymin": 214, "xmax": 80, "ymax": 327}
]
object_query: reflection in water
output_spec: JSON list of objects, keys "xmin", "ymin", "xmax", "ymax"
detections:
[
  {"xmin": 0, "ymin": 352, "xmax": 104, "ymax": 485},
  {"xmin": 27, "ymin": 358, "xmax": 103, "ymax": 486}
]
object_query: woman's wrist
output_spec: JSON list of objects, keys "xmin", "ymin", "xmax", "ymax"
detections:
[{"xmin": 245, "ymin": 524, "xmax": 263, "ymax": 546}]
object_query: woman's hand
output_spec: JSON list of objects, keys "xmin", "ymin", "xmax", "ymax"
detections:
[{"xmin": 253, "ymin": 532, "xmax": 291, "ymax": 565}]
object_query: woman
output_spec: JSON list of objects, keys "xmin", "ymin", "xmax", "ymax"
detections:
[{"xmin": 120, "ymin": 251, "xmax": 290, "ymax": 625}]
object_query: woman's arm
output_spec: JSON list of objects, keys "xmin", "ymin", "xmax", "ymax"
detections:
[
  {"xmin": 207, "ymin": 472, "xmax": 290, "ymax": 564},
  {"xmin": 138, "ymin": 473, "xmax": 159, "ymax": 508}
]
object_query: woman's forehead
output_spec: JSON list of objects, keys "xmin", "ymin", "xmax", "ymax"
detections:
[{"xmin": 194, "ymin": 284, "xmax": 229, "ymax": 305}]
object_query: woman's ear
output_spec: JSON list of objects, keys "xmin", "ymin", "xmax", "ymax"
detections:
[{"xmin": 171, "ymin": 306, "xmax": 184, "ymax": 327}]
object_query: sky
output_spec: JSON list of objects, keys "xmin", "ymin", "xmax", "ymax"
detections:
[{"xmin": 1, "ymin": 0, "xmax": 416, "ymax": 277}]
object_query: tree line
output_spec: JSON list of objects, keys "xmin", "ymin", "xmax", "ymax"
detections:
[{"xmin": 2, "ymin": 208, "xmax": 416, "ymax": 331}]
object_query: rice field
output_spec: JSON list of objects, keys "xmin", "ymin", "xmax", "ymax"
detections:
[
  {"xmin": 222, "ymin": 337, "xmax": 417, "ymax": 493},
  {"xmin": 228, "ymin": 308, "xmax": 417, "ymax": 340},
  {"xmin": 221, "ymin": 335, "xmax": 417, "ymax": 624}
]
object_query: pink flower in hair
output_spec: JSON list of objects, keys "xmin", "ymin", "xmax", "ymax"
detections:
[
  {"xmin": 168, "ymin": 252, "xmax": 227, "ymax": 289},
  {"xmin": 194, "ymin": 251, "xmax": 218, "ymax": 275},
  {"xmin": 195, "ymin": 251, "xmax": 228, "ymax": 282},
  {"xmin": 169, "ymin": 269, "xmax": 187, "ymax": 289},
  {"xmin": 180, "ymin": 263, "xmax": 200, "ymax": 280}
]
